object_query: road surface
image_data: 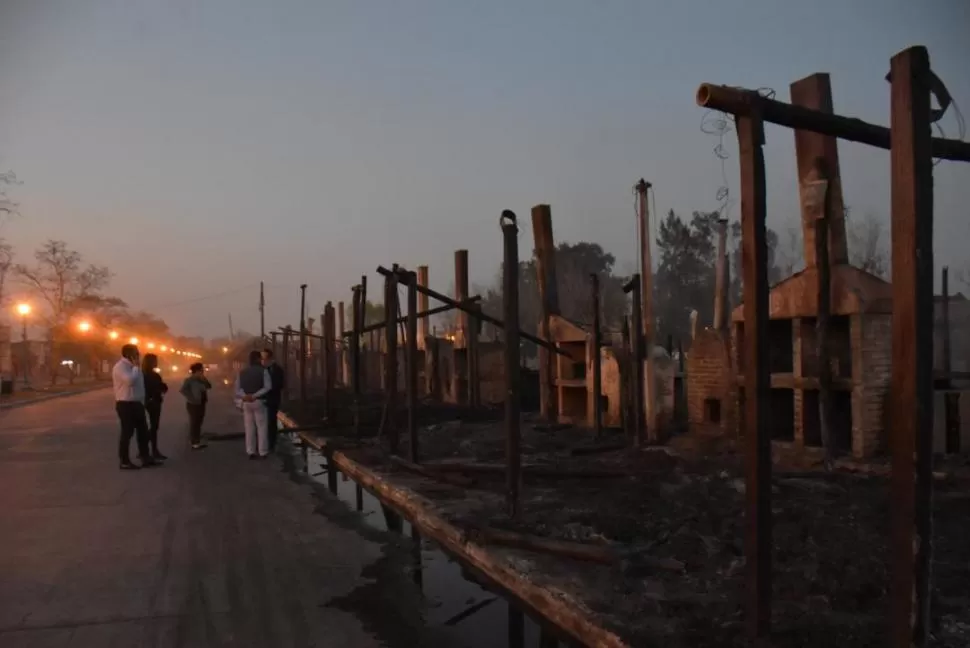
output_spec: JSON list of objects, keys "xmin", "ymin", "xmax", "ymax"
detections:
[{"xmin": 0, "ymin": 386, "xmax": 448, "ymax": 647}]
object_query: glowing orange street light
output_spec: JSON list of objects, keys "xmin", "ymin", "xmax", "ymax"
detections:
[
  {"xmin": 16, "ymin": 303, "xmax": 30, "ymax": 317},
  {"xmin": 78, "ymin": 320, "xmax": 91, "ymax": 333},
  {"xmin": 160, "ymin": 345, "xmax": 168, "ymax": 352},
  {"xmin": 129, "ymin": 337, "xmax": 139, "ymax": 345},
  {"xmin": 147, "ymin": 342, "xmax": 155, "ymax": 350},
  {"xmin": 109, "ymin": 331, "xmax": 119, "ymax": 340}
]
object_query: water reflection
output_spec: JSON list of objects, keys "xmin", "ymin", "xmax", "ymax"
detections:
[{"xmin": 302, "ymin": 447, "xmax": 554, "ymax": 648}]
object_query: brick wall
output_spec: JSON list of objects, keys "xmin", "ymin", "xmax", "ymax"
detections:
[
  {"xmin": 686, "ymin": 327, "xmax": 735, "ymax": 434},
  {"xmin": 852, "ymin": 313, "xmax": 891, "ymax": 457}
]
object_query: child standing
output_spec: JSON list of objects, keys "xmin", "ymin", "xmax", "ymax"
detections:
[{"xmin": 179, "ymin": 363, "xmax": 212, "ymax": 450}]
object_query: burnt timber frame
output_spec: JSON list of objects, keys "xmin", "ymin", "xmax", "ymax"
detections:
[{"xmin": 696, "ymin": 45, "xmax": 962, "ymax": 646}]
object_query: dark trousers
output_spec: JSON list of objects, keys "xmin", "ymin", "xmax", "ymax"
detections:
[
  {"xmin": 186, "ymin": 402, "xmax": 206, "ymax": 445},
  {"xmin": 116, "ymin": 401, "xmax": 150, "ymax": 464},
  {"xmin": 145, "ymin": 399, "xmax": 163, "ymax": 454},
  {"xmin": 266, "ymin": 399, "xmax": 280, "ymax": 451}
]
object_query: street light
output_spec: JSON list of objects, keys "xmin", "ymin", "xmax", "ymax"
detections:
[
  {"xmin": 160, "ymin": 345, "xmax": 168, "ymax": 352},
  {"xmin": 129, "ymin": 337, "xmax": 139, "ymax": 345},
  {"xmin": 147, "ymin": 342, "xmax": 155, "ymax": 350},
  {"xmin": 109, "ymin": 330, "xmax": 119, "ymax": 340},
  {"xmin": 15, "ymin": 303, "xmax": 30, "ymax": 388},
  {"xmin": 78, "ymin": 320, "xmax": 91, "ymax": 333}
]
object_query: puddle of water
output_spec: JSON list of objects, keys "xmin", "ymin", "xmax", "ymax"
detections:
[{"xmin": 302, "ymin": 448, "xmax": 558, "ymax": 648}]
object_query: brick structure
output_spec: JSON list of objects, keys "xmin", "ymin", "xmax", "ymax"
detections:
[{"xmin": 686, "ymin": 327, "xmax": 736, "ymax": 435}]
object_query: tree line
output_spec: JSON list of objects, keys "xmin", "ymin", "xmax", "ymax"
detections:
[{"xmin": 1, "ymin": 237, "xmax": 174, "ymax": 383}]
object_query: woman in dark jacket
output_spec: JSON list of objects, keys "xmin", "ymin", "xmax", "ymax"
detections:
[{"xmin": 141, "ymin": 353, "xmax": 169, "ymax": 460}]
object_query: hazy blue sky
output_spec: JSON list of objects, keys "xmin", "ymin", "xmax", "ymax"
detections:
[{"xmin": 1, "ymin": 0, "xmax": 968, "ymax": 339}]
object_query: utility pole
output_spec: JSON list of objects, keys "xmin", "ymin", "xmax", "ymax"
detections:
[
  {"xmin": 259, "ymin": 281, "xmax": 266, "ymax": 339},
  {"xmin": 228, "ymin": 313, "xmax": 235, "ymax": 341},
  {"xmin": 635, "ymin": 179, "xmax": 659, "ymax": 442}
]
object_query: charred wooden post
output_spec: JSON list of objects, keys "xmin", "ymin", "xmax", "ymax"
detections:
[
  {"xmin": 406, "ymin": 271, "xmax": 419, "ymax": 462},
  {"xmin": 325, "ymin": 302, "xmax": 336, "ymax": 419},
  {"xmin": 635, "ymin": 179, "xmax": 659, "ymax": 442},
  {"xmin": 270, "ymin": 331, "xmax": 279, "ymax": 358},
  {"xmin": 417, "ymin": 265, "xmax": 429, "ymax": 350},
  {"xmin": 428, "ymin": 335, "xmax": 442, "ymax": 400},
  {"xmin": 943, "ymin": 267, "xmax": 961, "ymax": 453},
  {"xmin": 620, "ymin": 316, "xmax": 631, "ymax": 435},
  {"xmin": 455, "ymin": 250, "xmax": 470, "ymax": 404},
  {"xmin": 468, "ymin": 302, "xmax": 481, "ymax": 408},
  {"xmin": 299, "ymin": 284, "xmax": 308, "ymax": 406},
  {"xmin": 713, "ymin": 218, "xmax": 729, "ymax": 329},
  {"xmin": 281, "ymin": 326, "xmax": 292, "ymax": 403},
  {"xmin": 351, "ymin": 285, "xmax": 362, "ymax": 437},
  {"xmin": 590, "ymin": 274, "xmax": 603, "ymax": 438},
  {"xmin": 888, "ymin": 45, "xmax": 935, "ymax": 648},
  {"xmin": 508, "ymin": 605, "xmax": 525, "ymax": 648},
  {"xmin": 623, "ymin": 275, "xmax": 644, "ymax": 446},
  {"xmin": 375, "ymin": 266, "xmax": 568, "ymax": 356},
  {"xmin": 501, "ymin": 210, "xmax": 522, "ymax": 519},
  {"xmin": 384, "ymin": 269, "xmax": 400, "ymax": 453},
  {"xmin": 360, "ymin": 275, "xmax": 368, "ymax": 391},
  {"xmin": 791, "ymin": 73, "xmax": 849, "ymax": 267},
  {"xmin": 805, "ymin": 162, "xmax": 834, "ymax": 466},
  {"xmin": 337, "ymin": 300, "xmax": 345, "ymax": 385},
  {"xmin": 531, "ymin": 204, "xmax": 560, "ymax": 423},
  {"xmin": 737, "ymin": 111, "xmax": 772, "ymax": 640}
]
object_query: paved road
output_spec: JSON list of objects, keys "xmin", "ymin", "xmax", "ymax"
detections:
[{"xmin": 0, "ymin": 386, "xmax": 443, "ymax": 647}]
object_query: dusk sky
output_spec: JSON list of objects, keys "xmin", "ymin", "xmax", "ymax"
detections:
[{"xmin": 1, "ymin": 0, "xmax": 968, "ymax": 339}]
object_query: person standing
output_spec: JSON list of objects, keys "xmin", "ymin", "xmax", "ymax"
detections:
[
  {"xmin": 142, "ymin": 353, "xmax": 169, "ymax": 461},
  {"xmin": 112, "ymin": 344, "xmax": 157, "ymax": 470},
  {"xmin": 236, "ymin": 350, "xmax": 272, "ymax": 459},
  {"xmin": 261, "ymin": 348, "xmax": 285, "ymax": 452},
  {"xmin": 179, "ymin": 363, "xmax": 212, "ymax": 450}
]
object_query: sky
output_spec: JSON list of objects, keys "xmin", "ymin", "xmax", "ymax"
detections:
[{"xmin": 1, "ymin": 0, "xmax": 968, "ymax": 339}]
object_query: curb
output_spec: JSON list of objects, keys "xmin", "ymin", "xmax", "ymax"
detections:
[{"xmin": 0, "ymin": 384, "xmax": 111, "ymax": 411}]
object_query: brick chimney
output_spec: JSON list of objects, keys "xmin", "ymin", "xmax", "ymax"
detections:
[{"xmin": 791, "ymin": 73, "xmax": 848, "ymax": 268}]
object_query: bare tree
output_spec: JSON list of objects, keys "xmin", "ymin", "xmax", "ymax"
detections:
[
  {"xmin": 0, "ymin": 239, "xmax": 12, "ymax": 309},
  {"xmin": 14, "ymin": 240, "xmax": 113, "ymax": 382},
  {"xmin": 847, "ymin": 211, "xmax": 889, "ymax": 278},
  {"xmin": 0, "ymin": 171, "xmax": 21, "ymax": 225}
]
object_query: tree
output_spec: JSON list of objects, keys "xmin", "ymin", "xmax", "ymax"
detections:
[
  {"xmin": 728, "ymin": 220, "xmax": 783, "ymax": 306},
  {"xmin": 846, "ymin": 211, "xmax": 888, "ymax": 278},
  {"xmin": 14, "ymin": 240, "xmax": 114, "ymax": 383},
  {"xmin": 0, "ymin": 171, "xmax": 20, "ymax": 222},
  {"xmin": 0, "ymin": 239, "xmax": 12, "ymax": 310}
]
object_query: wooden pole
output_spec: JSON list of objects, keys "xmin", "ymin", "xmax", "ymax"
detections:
[
  {"xmin": 281, "ymin": 326, "xmax": 291, "ymax": 403},
  {"xmin": 417, "ymin": 265, "xmax": 429, "ymax": 350},
  {"xmin": 406, "ymin": 271, "xmax": 419, "ymax": 462},
  {"xmin": 384, "ymin": 270, "xmax": 400, "ymax": 453},
  {"xmin": 259, "ymin": 281, "xmax": 265, "ymax": 339},
  {"xmin": 943, "ymin": 266, "xmax": 961, "ymax": 454},
  {"xmin": 623, "ymin": 275, "xmax": 644, "ymax": 446},
  {"xmin": 501, "ymin": 211, "xmax": 522, "ymax": 518},
  {"xmin": 737, "ymin": 111, "xmax": 772, "ymax": 640},
  {"xmin": 299, "ymin": 284, "xmax": 308, "ymax": 406},
  {"xmin": 635, "ymin": 179, "xmax": 659, "ymax": 442},
  {"xmin": 531, "ymin": 204, "xmax": 560, "ymax": 423},
  {"xmin": 590, "ymin": 274, "xmax": 602, "ymax": 438},
  {"xmin": 325, "ymin": 302, "xmax": 335, "ymax": 419},
  {"xmin": 360, "ymin": 275, "xmax": 368, "ymax": 391},
  {"xmin": 338, "ymin": 300, "xmax": 345, "ymax": 385},
  {"xmin": 713, "ymin": 218, "xmax": 729, "ymax": 330},
  {"xmin": 468, "ymin": 303, "xmax": 481, "ymax": 407},
  {"xmin": 809, "ymin": 164, "xmax": 834, "ymax": 466},
  {"xmin": 351, "ymin": 285, "xmax": 362, "ymax": 437},
  {"xmin": 621, "ymin": 316, "xmax": 631, "ymax": 435},
  {"xmin": 888, "ymin": 45, "xmax": 935, "ymax": 648}
]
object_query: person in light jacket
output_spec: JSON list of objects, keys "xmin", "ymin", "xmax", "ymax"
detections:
[
  {"xmin": 112, "ymin": 344, "xmax": 156, "ymax": 469},
  {"xmin": 179, "ymin": 363, "xmax": 211, "ymax": 450},
  {"xmin": 235, "ymin": 350, "xmax": 273, "ymax": 459}
]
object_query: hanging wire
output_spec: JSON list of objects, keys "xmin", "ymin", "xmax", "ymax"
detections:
[{"xmin": 699, "ymin": 87, "xmax": 776, "ymax": 220}]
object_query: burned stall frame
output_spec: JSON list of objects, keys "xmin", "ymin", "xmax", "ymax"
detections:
[{"xmin": 696, "ymin": 45, "xmax": 970, "ymax": 645}]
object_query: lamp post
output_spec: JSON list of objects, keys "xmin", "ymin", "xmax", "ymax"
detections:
[{"xmin": 16, "ymin": 303, "xmax": 31, "ymax": 389}]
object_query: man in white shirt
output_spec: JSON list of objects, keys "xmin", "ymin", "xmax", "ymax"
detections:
[
  {"xmin": 112, "ymin": 344, "xmax": 157, "ymax": 469},
  {"xmin": 234, "ymin": 350, "xmax": 273, "ymax": 459}
]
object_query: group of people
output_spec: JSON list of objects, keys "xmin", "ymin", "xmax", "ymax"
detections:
[{"xmin": 111, "ymin": 344, "xmax": 285, "ymax": 470}]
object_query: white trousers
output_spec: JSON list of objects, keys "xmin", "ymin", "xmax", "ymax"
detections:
[{"xmin": 242, "ymin": 400, "xmax": 269, "ymax": 456}]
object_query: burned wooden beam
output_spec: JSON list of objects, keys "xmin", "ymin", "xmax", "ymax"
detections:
[
  {"xmin": 377, "ymin": 265, "xmax": 571, "ymax": 357},
  {"xmin": 888, "ymin": 45, "xmax": 935, "ymax": 648},
  {"xmin": 532, "ymin": 204, "xmax": 560, "ymax": 423},
  {"xmin": 384, "ymin": 270, "xmax": 400, "ymax": 454},
  {"xmin": 468, "ymin": 302, "xmax": 482, "ymax": 407},
  {"xmin": 696, "ymin": 82, "xmax": 970, "ymax": 162},
  {"xmin": 343, "ymin": 297, "xmax": 483, "ymax": 337},
  {"xmin": 299, "ymin": 284, "xmax": 308, "ymax": 406},
  {"xmin": 590, "ymin": 274, "xmax": 603, "ymax": 438},
  {"xmin": 502, "ymin": 211, "xmax": 522, "ymax": 519},
  {"xmin": 351, "ymin": 285, "xmax": 362, "ymax": 437},
  {"xmin": 623, "ymin": 275, "xmax": 644, "ymax": 446},
  {"xmin": 737, "ymin": 110, "xmax": 772, "ymax": 640},
  {"xmin": 406, "ymin": 271, "xmax": 419, "ymax": 463}
]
